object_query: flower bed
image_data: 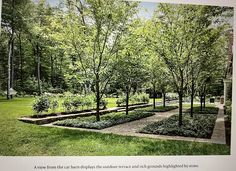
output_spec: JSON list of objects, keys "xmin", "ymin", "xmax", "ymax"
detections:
[
  {"xmin": 140, "ymin": 113, "xmax": 217, "ymax": 138},
  {"xmin": 54, "ymin": 111, "xmax": 154, "ymax": 130}
]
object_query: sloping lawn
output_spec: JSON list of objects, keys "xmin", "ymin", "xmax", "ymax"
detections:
[{"xmin": 0, "ymin": 97, "xmax": 230, "ymax": 155}]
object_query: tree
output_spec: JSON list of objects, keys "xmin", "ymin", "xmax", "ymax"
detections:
[
  {"xmin": 150, "ymin": 4, "xmax": 232, "ymax": 126},
  {"xmin": 115, "ymin": 21, "xmax": 148, "ymax": 115},
  {"xmin": 64, "ymin": 0, "xmax": 138, "ymax": 121},
  {"xmin": 1, "ymin": 0, "xmax": 32, "ymax": 99}
]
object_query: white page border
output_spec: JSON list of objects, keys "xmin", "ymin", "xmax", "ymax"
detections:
[{"xmin": 0, "ymin": 0, "xmax": 235, "ymax": 171}]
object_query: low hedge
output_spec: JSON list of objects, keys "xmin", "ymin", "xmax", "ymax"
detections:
[
  {"xmin": 140, "ymin": 114, "xmax": 217, "ymax": 138},
  {"xmin": 136, "ymin": 106, "xmax": 178, "ymax": 112},
  {"xmin": 54, "ymin": 111, "xmax": 154, "ymax": 130}
]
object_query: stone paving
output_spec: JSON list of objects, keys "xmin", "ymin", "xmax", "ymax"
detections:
[
  {"xmin": 43, "ymin": 104, "xmax": 227, "ymax": 145},
  {"xmin": 211, "ymin": 104, "xmax": 226, "ymax": 144}
]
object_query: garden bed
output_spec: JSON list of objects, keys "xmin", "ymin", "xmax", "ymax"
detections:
[
  {"xmin": 117, "ymin": 102, "xmax": 147, "ymax": 107},
  {"xmin": 140, "ymin": 113, "xmax": 217, "ymax": 138},
  {"xmin": 30, "ymin": 109, "xmax": 94, "ymax": 118},
  {"xmin": 18, "ymin": 103, "xmax": 152, "ymax": 125},
  {"xmin": 184, "ymin": 106, "xmax": 218, "ymax": 114},
  {"xmin": 54, "ymin": 111, "xmax": 154, "ymax": 130},
  {"xmin": 136, "ymin": 105, "xmax": 178, "ymax": 112}
]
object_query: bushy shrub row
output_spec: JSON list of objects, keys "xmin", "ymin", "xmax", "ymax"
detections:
[
  {"xmin": 32, "ymin": 92, "xmax": 108, "ymax": 115},
  {"xmin": 140, "ymin": 114, "xmax": 217, "ymax": 138},
  {"xmin": 54, "ymin": 111, "xmax": 154, "ymax": 130},
  {"xmin": 116, "ymin": 93, "xmax": 149, "ymax": 106}
]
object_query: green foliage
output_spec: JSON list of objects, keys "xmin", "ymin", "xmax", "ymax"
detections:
[
  {"xmin": 140, "ymin": 114, "xmax": 217, "ymax": 138},
  {"xmin": 137, "ymin": 106, "xmax": 178, "ymax": 112},
  {"xmin": 82, "ymin": 95, "xmax": 95, "ymax": 109},
  {"xmin": 131, "ymin": 93, "xmax": 149, "ymax": 104},
  {"xmin": 0, "ymin": 97, "xmax": 230, "ymax": 155},
  {"xmin": 116, "ymin": 96, "xmax": 126, "ymax": 106},
  {"xmin": 32, "ymin": 95, "xmax": 51, "ymax": 114},
  {"xmin": 55, "ymin": 111, "xmax": 154, "ymax": 130},
  {"xmin": 225, "ymin": 100, "xmax": 232, "ymax": 121},
  {"xmin": 50, "ymin": 98, "xmax": 59, "ymax": 113},
  {"xmin": 185, "ymin": 106, "xmax": 219, "ymax": 114},
  {"xmin": 62, "ymin": 92, "xmax": 74, "ymax": 112},
  {"xmin": 116, "ymin": 93, "xmax": 149, "ymax": 106},
  {"xmin": 99, "ymin": 98, "xmax": 108, "ymax": 109}
]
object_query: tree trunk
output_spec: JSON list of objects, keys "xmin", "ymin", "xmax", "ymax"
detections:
[
  {"xmin": 203, "ymin": 94, "xmax": 206, "ymax": 108},
  {"xmin": 50, "ymin": 54, "xmax": 54, "ymax": 87},
  {"xmin": 95, "ymin": 73, "xmax": 100, "ymax": 121},
  {"xmin": 163, "ymin": 92, "xmax": 166, "ymax": 107},
  {"xmin": 178, "ymin": 72, "xmax": 184, "ymax": 127},
  {"xmin": 36, "ymin": 44, "xmax": 42, "ymax": 95},
  {"xmin": 200, "ymin": 94, "xmax": 203, "ymax": 111},
  {"xmin": 153, "ymin": 84, "xmax": 156, "ymax": 109},
  {"xmin": 19, "ymin": 35, "xmax": 23, "ymax": 88},
  {"xmin": 7, "ymin": 39, "xmax": 12, "ymax": 100},
  {"xmin": 203, "ymin": 85, "xmax": 206, "ymax": 108},
  {"xmin": 178, "ymin": 92, "xmax": 183, "ymax": 127},
  {"xmin": 10, "ymin": 38, "xmax": 14, "ymax": 99},
  {"xmin": 125, "ymin": 85, "xmax": 129, "ymax": 115},
  {"xmin": 190, "ymin": 82, "xmax": 194, "ymax": 117}
]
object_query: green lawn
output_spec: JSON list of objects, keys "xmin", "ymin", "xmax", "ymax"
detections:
[
  {"xmin": 105, "ymin": 97, "xmax": 118, "ymax": 108},
  {"xmin": 0, "ymin": 97, "xmax": 230, "ymax": 156}
]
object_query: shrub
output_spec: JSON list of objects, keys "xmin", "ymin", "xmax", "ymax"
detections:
[
  {"xmin": 32, "ymin": 95, "xmax": 51, "ymax": 115},
  {"xmin": 116, "ymin": 93, "xmax": 149, "ymax": 106},
  {"xmin": 62, "ymin": 95, "xmax": 74, "ymax": 112},
  {"xmin": 50, "ymin": 99, "xmax": 59, "ymax": 113},
  {"xmin": 100, "ymin": 98, "xmax": 108, "ymax": 109},
  {"xmin": 83, "ymin": 95, "xmax": 95, "ymax": 109},
  {"xmin": 71, "ymin": 96, "xmax": 82, "ymax": 110},
  {"xmin": 116, "ymin": 96, "xmax": 126, "ymax": 106},
  {"xmin": 139, "ymin": 93, "xmax": 149, "ymax": 103}
]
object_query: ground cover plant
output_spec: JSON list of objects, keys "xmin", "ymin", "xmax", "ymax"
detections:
[
  {"xmin": 140, "ymin": 113, "xmax": 217, "ymax": 138},
  {"xmin": 136, "ymin": 105, "xmax": 178, "ymax": 112},
  {"xmin": 54, "ymin": 111, "xmax": 154, "ymax": 130},
  {"xmin": 184, "ymin": 106, "xmax": 219, "ymax": 114}
]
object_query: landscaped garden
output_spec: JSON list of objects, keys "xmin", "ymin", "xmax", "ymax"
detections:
[
  {"xmin": 140, "ymin": 107, "xmax": 218, "ymax": 138},
  {"xmin": 0, "ymin": 0, "xmax": 233, "ymax": 156},
  {"xmin": 54, "ymin": 111, "xmax": 154, "ymax": 130},
  {"xmin": 0, "ymin": 97, "xmax": 230, "ymax": 156}
]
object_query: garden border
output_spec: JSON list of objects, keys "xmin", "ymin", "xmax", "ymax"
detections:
[{"xmin": 18, "ymin": 103, "xmax": 152, "ymax": 125}]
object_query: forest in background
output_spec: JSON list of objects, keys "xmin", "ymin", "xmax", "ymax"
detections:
[{"xmin": 0, "ymin": 0, "xmax": 233, "ymax": 124}]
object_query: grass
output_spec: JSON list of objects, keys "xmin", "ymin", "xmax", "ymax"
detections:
[
  {"xmin": 105, "ymin": 97, "xmax": 118, "ymax": 108},
  {"xmin": 0, "ymin": 96, "xmax": 230, "ymax": 155}
]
